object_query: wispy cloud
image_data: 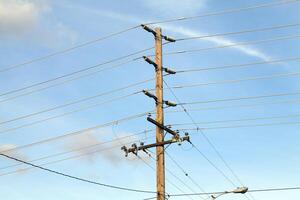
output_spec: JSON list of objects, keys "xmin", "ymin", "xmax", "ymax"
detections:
[
  {"xmin": 63, "ymin": 128, "xmax": 150, "ymax": 166},
  {"xmin": 161, "ymin": 24, "xmax": 273, "ymax": 61},
  {"xmin": 143, "ymin": 0, "xmax": 206, "ymax": 16},
  {"xmin": 76, "ymin": 7, "xmax": 272, "ymax": 62}
]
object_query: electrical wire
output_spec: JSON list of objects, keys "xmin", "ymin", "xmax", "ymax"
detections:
[
  {"xmin": 0, "ymin": 153, "xmax": 156, "ymax": 194},
  {"xmin": 0, "ymin": 91, "xmax": 141, "ymax": 133},
  {"xmin": 1, "ymin": 111, "xmax": 152, "ymax": 153},
  {"xmin": 163, "ymin": 80, "xmax": 254, "ymax": 200},
  {"xmin": 176, "ymin": 56, "xmax": 300, "ymax": 73},
  {"xmin": 168, "ymin": 71, "xmax": 300, "ymax": 89},
  {"xmin": 169, "ymin": 113, "xmax": 300, "ymax": 126},
  {"xmin": 0, "ymin": 59, "xmax": 138, "ymax": 103},
  {"xmin": 159, "ymin": 34, "xmax": 300, "ymax": 57},
  {"xmin": 144, "ymin": 0, "xmax": 300, "ymax": 25},
  {"xmin": 0, "ymin": 78, "xmax": 153, "ymax": 126},
  {"xmin": 143, "ymin": 151, "xmax": 196, "ymax": 200},
  {"xmin": 179, "ymin": 121, "xmax": 300, "ymax": 131},
  {"xmin": 171, "ymin": 99, "xmax": 300, "ymax": 112},
  {"xmin": 181, "ymin": 91, "xmax": 300, "ymax": 105},
  {"xmin": 0, "ymin": 45, "xmax": 155, "ymax": 99},
  {"xmin": 168, "ymin": 186, "xmax": 300, "ymax": 197},
  {"xmin": 176, "ymin": 22, "xmax": 300, "ymax": 41},
  {"xmin": 165, "ymin": 151, "xmax": 209, "ymax": 199},
  {"xmin": 0, "ymin": 129, "xmax": 154, "ymax": 172},
  {"xmin": 0, "ymin": 25, "xmax": 140, "ymax": 73},
  {"xmin": 3, "ymin": 0, "xmax": 299, "ymax": 73}
]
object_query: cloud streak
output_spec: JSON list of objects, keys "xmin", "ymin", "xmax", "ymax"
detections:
[{"xmin": 77, "ymin": 7, "xmax": 272, "ymax": 61}]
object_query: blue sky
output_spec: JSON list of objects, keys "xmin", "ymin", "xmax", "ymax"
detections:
[{"xmin": 0, "ymin": 0, "xmax": 300, "ymax": 199}]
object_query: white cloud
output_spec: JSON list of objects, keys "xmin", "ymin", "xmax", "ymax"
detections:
[
  {"xmin": 0, "ymin": 0, "xmax": 77, "ymax": 47},
  {"xmin": 0, "ymin": 0, "xmax": 42, "ymax": 36},
  {"xmin": 143, "ymin": 0, "xmax": 206, "ymax": 16},
  {"xmin": 161, "ymin": 24, "xmax": 273, "ymax": 61}
]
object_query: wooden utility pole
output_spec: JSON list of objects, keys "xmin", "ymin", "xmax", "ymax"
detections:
[
  {"xmin": 154, "ymin": 27, "xmax": 165, "ymax": 200},
  {"xmin": 121, "ymin": 25, "xmax": 190, "ymax": 200}
]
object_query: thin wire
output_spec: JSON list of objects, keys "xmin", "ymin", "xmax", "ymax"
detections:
[
  {"xmin": 159, "ymin": 34, "xmax": 300, "ymax": 57},
  {"xmin": 172, "ymin": 99, "xmax": 300, "ymax": 112},
  {"xmin": 0, "ymin": 129, "xmax": 154, "ymax": 171},
  {"xmin": 144, "ymin": 0, "xmax": 300, "ymax": 25},
  {"xmin": 176, "ymin": 22, "xmax": 300, "ymax": 41},
  {"xmin": 168, "ymin": 186, "xmax": 300, "ymax": 197},
  {"xmin": 165, "ymin": 151, "xmax": 209, "ymax": 199},
  {"xmin": 176, "ymin": 56, "xmax": 300, "ymax": 73},
  {"xmin": 136, "ymin": 154, "xmax": 188, "ymax": 200},
  {"xmin": 169, "ymin": 71, "xmax": 300, "ymax": 89},
  {"xmin": 179, "ymin": 121, "xmax": 300, "ymax": 131},
  {"xmin": 0, "ymin": 78, "xmax": 153, "ymax": 125},
  {"xmin": 181, "ymin": 91, "xmax": 300, "ymax": 105},
  {"xmin": 0, "ymin": 153, "xmax": 155, "ymax": 194},
  {"xmin": 146, "ymin": 151, "xmax": 196, "ymax": 200},
  {"xmin": 0, "ymin": 25, "xmax": 140, "ymax": 73},
  {"xmin": 0, "ymin": 59, "xmax": 138, "ymax": 103},
  {"xmin": 0, "ymin": 91, "xmax": 141, "ymax": 132},
  {"xmin": 1, "ymin": 111, "xmax": 152, "ymax": 153},
  {"xmin": 3, "ymin": 0, "xmax": 299, "ymax": 72},
  {"xmin": 163, "ymin": 80, "xmax": 254, "ymax": 200},
  {"xmin": 0, "ymin": 45, "xmax": 155, "ymax": 99},
  {"xmin": 169, "ymin": 113, "xmax": 300, "ymax": 126},
  {"xmin": 0, "ymin": 136, "xmax": 155, "ymax": 177}
]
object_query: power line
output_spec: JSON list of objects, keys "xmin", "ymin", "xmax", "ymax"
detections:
[
  {"xmin": 176, "ymin": 56, "xmax": 300, "ymax": 73},
  {"xmin": 159, "ymin": 34, "xmax": 300, "ymax": 57},
  {"xmin": 0, "ymin": 59, "xmax": 138, "ymax": 103},
  {"xmin": 163, "ymin": 82, "xmax": 238, "ymax": 186},
  {"xmin": 144, "ymin": 151, "xmax": 197, "ymax": 200},
  {"xmin": 169, "ymin": 113, "xmax": 300, "ymax": 126},
  {"xmin": 1, "ymin": 111, "xmax": 152, "ymax": 153},
  {"xmin": 176, "ymin": 22, "xmax": 300, "ymax": 41},
  {"xmin": 0, "ymin": 153, "xmax": 156, "ymax": 194},
  {"xmin": 168, "ymin": 186, "xmax": 300, "ymax": 197},
  {"xmin": 168, "ymin": 71, "xmax": 300, "ymax": 89},
  {"xmin": 0, "ymin": 45, "xmax": 155, "ymax": 99},
  {"xmin": 0, "ymin": 130, "xmax": 154, "ymax": 174},
  {"xmin": 163, "ymin": 80, "xmax": 254, "ymax": 200},
  {"xmin": 165, "ymin": 151, "xmax": 209, "ymax": 199},
  {"xmin": 181, "ymin": 91, "xmax": 300, "ymax": 105},
  {"xmin": 144, "ymin": 0, "xmax": 300, "ymax": 25},
  {"xmin": 0, "ymin": 91, "xmax": 141, "ymax": 130},
  {"xmin": 0, "ymin": 25, "xmax": 140, "ymax": 73},
  {"xmin": 3, "ymin": 0, "xmax": 299, "ymax": 73},
  {"xmin": 179, "ymin": 121, "xmax": 300, "ymax": 131},
  {"xmin": 170, "ymin": 99, "xmax": 300, "ymax": 112}
]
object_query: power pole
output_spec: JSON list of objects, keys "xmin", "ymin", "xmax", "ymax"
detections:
[
  {"xmin": 121, "ymin": 25, "xmax": 190, "ymax": 200},
  {"xmin": 154, "ymin": 27, "xmax": 165, "ymax": 200}
]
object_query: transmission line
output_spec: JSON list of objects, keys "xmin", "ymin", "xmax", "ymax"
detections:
[
  {"xmin": 0, "ymin": 26, "xmax": 140, "ymax": 73},
  {"xmin": 0, "ymin": 131, "xmax": 155, "ymax": 178},
  {"xmin": 163, "ymin": 80, "xmax": 255, "ymax": 200},
  {"xmin": 159, "ymin": 34, "xmax": 300, "ymax": 57},
  {"xmin": 167, "ymin": 71, "xmax": 300, "ymax": 90},
  {"xmin": 0, "ymin": 153, "xmax": 156, "ymax": 194},
  {"xmin": 181, "ymin": 91, "xmax": 300, "ymax": 105},
  {"xmin": 176, "ymin": 56, "xmax": 300, "ymax": 73},
  {"xmin": 0, "ymin": 91, "xmax": 141, "ymax": 131},
  {"xmin": 176, "ymin": 22, "xmax": 300, "ymax": 41},
  {"xmin": 0, "ymin": 45, "xmax": 155, "ymax": 99},
  {"xmin": 1, "ymin": 111, "xmax": 152, "ymax": 153},
  {"xmin": 167, "ymin": 186, "xmax": 300, "ymax": 197}
]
